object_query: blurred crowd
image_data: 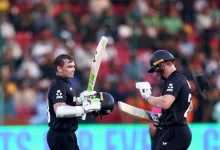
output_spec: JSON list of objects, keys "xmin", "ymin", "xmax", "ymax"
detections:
[{"xmin": 0, "ymin": 0, "xmax": 220, "ymax": 125}]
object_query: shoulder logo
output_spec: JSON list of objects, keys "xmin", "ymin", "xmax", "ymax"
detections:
[
  {"xmin": 166, "ymin": 83, "xmax": 173, "ymax": 92},
  {"xmin": 163, "ymin": 142, "xmax": 167, "ymax": 145},
  {"xmin": 56, "ymin": 90, "xmax": 63, "ymax": 99},
  {"xmin": 70, "ymin": 87, "xmax": 73, "ymax": 91}
]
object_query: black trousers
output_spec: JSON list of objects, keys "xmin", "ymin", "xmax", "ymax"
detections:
[
  {"xmin": 151, "ymin": 128, "xmax": 163, "ymax": 150},
  {"xmin": 156, "ymin": 124, "xmax": 192, "ymax": 150},
  {"xmin": 47, "ymin": 128, "xmax": 79, "ymax": 150}
]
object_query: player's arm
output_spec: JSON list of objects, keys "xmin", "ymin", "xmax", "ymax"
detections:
[
  {"xmin": 50, "ymin": 86, "xmax": 82, "ymax": 118},
  {"xmin": 51, "ymin": 85, "xmax": 100, "ymax": 118},
  {"xmin": 54, "ymin": 102, "xmax": 86, "ymax": 118},
  {"xmin": 136, "ymin": 78, "xmax": 181, "ymax": 109},
  {"xmin": 54, "ymin": 99, "xmax": 101, "ymax": 118},
  {"xmin": 147, "ymin": 95, "xmax": 175, "ymax": 109}
]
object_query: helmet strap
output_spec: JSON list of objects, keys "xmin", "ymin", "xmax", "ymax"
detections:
[
  {"xmin": 155, "ymin": 63, "xmax": 164, "ymax": 74},
  {"xmin": 150, "ymin": 63, "xmax": 166, "ymax": 82}
]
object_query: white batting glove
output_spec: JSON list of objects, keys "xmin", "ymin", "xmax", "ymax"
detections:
[
  {"xmin": 75, "ymin": 90, "xmax": 97, "ymax": 105},
  {"xmin": 136, "ymin": 82, "xmax": 152, "ymax": 100},
  {"xmin": 82, "ymin": 98, "xmax": 101, "ymax": 113}
]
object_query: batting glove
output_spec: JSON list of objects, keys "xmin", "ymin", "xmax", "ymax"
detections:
[
  {"xmin": 75, "ymin": 90, "xmax": 97, "ymax": 105},
  {"xmin": 83, "ymin": 98, "xmax": 101, "ymax": 113},
  {"xmin": 136, "ymin": 82, "xmax": 152, "ymax": 100},
  {"xmin": 153, "ymin": 114, "xmax": 163, "ymax": 130}
]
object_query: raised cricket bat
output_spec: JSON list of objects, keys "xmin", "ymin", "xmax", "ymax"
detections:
[
  {"xmin": 118, "ymin": 101, "xmax": 161, "ymax": 123},
  {"xmin": 87, "ymin": 36, "xmax": 108, "ymax": 91},
  {"xmin": 82, "ymin": 36, "xmax": 108, "ymax": 120}
]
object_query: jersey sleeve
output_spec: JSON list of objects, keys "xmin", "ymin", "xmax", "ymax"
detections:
[
  {"xmin": 163, "ymin": 77, "xmax": 182, "ymax": 98},
  {"xmin": 50, "ymin": 84, "xmax": 67, "ymax": 104}
]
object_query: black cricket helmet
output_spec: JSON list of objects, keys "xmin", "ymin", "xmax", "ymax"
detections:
[
  {"xmin": 148, "ymin": 50, "xmax": 175, "ymax": 73},
  {"xmin": 93, "ymin": 92, "xmax": 115, "ymax": 118},
  {"xmin": 148, "ymin": 50, "xmax": 175, "ymax": 82}
]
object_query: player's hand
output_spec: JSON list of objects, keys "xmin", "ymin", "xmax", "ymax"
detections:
[
  {"xmin": 82, "ymin": 98, "xmax": 101, "ymax": 113},
  {"xmin": 154, "ymin": 113, "xmax": 162, "ymax": 129},
  {"xmin": 135, "ymin": 82, "xmax": 152, "ymax": 100},
  {"xmin": 76, "ymin": 90, "xmax": 97, "ymax": 105}
]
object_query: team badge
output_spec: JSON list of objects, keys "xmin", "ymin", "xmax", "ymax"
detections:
[
  {"xmin": 167, "ymin": 83, "xmax": 173, "ymax": 92},
  {"xmin": 56, "ymin": 90, "xmax": 63, "ymax": 99}
]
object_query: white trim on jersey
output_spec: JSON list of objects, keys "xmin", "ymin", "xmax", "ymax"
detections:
[{"xmin": 47, "ymin": 99, "xmax": 51, "ymax": 123}]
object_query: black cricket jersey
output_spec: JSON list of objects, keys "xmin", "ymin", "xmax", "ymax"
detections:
[
  {"xmin": 47, "ymin": 76, "xmax": 78, "ymax": 131},
  {"xmin": 160, "ymin": 70, "xmax": 191, "ymax": 126}
]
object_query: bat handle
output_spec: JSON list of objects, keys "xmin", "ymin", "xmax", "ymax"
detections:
[
  {"xmin": 82, "ymin": 89, "xmax": 93, "ymax": 120},
  {"xmin": 81, "ymin": 114, "xmax": 86, "ymax": 120}
]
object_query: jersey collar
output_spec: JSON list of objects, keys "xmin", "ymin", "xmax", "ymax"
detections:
[
  {"xmin": 167, "ymin": 70, "xmax": 180, "ymax": 80},
  {"xmin": 55, "ymin": 75, "xmax": 69, "ymax": 83}
]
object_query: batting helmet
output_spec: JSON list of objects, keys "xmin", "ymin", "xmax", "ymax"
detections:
[
  {"xmin": 148, "ymin": 50, "xmax": 175, "ymax": 73},
  {"xmin": 93, "ymin": 92, "xmax": 115, "ymax": 117}
]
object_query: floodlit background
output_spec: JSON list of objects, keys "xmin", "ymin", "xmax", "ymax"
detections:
[{"xmin": 0, "ymin": 0, "xmax": 220, "ymax": 150}]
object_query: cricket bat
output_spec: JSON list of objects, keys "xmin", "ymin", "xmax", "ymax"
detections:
[
  {"xmin": 118, "ymin": 101, "xmax": 161, "ymax": 123},
  {"xmin": 82, "ymin": 36, "xmax": 108, "ymax": 120},
  {"xmin": 87, "ymin": 36, "xmax": 108, "ymax": 91}
]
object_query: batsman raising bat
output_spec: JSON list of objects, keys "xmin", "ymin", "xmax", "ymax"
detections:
[
  {"xmin": 46, "ymin": 54, "xmax": 99, "ymax": 150},
  {"xmin": 46, "ymin": 37, "xmax": 115, "ymax": 150}
]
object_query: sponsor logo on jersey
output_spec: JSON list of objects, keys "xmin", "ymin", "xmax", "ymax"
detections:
[
  {"xmin": 163, "ymin": 142, "xmax": 167, "ymax": 145},
  {"xmin": 166, "ymin": 83, "xmax": 173, "ymax": 92},
  {"xmin": 56, "ymin": 90, "xmax": 63, "ymax": 99}
]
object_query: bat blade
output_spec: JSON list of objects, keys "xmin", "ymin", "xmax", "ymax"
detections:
[
  {"xmin": 82, "ymin": 36, "xmax": 108, "ymax": 120},
  {"xmin": 87, "ymin": 36, "xmax": 108, "ymax": 91},
  {"xmin": 118, "ymin": 101, "xmax": 160, "ymax": 123}
]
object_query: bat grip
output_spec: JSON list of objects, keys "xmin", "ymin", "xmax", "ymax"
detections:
[{"xmin": 83, "ymin": 85, "xmax": 94, "ymax": 120}]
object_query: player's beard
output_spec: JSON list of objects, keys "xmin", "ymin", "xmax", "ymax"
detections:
[
  {"xmin": 150, "ymin": 72, "xmax": 166, "ymax": 82},
  {"xmin": 160, "ymin": 74, "xmax": 166, "ymax": 80}
]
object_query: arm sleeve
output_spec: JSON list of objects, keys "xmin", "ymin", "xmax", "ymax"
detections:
[
  {"xmin": 50, "ymin": 84, "xmax": 67, "ymax": 104},
  {"xmin": 56, "ymin": 105, "xmax": 85, "ymax": 118},
  {"xmin": 163, "ymin": 77, "xmax": 182, "ymax": 98}
]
